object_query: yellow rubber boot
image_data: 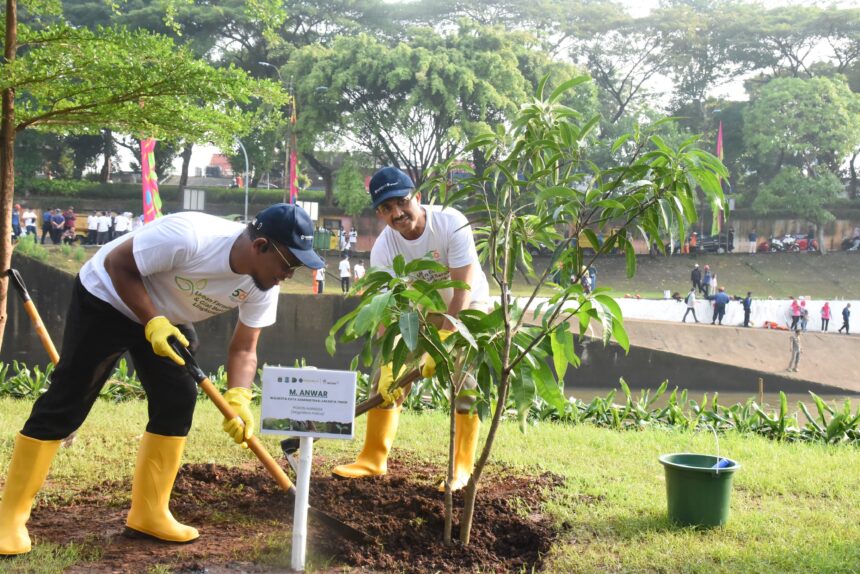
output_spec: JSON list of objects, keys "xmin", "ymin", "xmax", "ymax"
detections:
[
  {"xmin": 439, "ymin": 412, "xmax": 481, "ymax": 492},
  {"xmin": 126, "ymin": 432, "xmax": 199, "ymax": 543},
  {"xmin": 0, "ymin": 433, "xmax": 61, "ymax": 555},
  {"xmin": 332, "ymin": 407, "xmax": 400, "ymax": 478}
]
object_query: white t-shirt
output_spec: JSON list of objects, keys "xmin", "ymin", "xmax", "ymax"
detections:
[
  {"xmin": 370, "ymin": 206, "xmax": 489, "ymax": 308},
  {"xmin": 97, "ymin": 215, "xmax": 111, "ymax": 232},
  {"xmin": 23, "ymin": 211, "xmax": 36, "ymax": 226},
  {"xmin": 353, "ymin": 263, "xmax": 366, "ymax": 281},
  {"xmin": 315, "ymin": 267, "xmax": 326, "ymax": 281},
  {"xmin": 338, "ymin": 259, "xmax": 351, "ymax": 278},
  {"xmin": 87, "ymin": 215, "xmax": 99, "ymax": 230},
  {"xmin": 79, "ymin": 212, "xmax": 279, "ymax": 328},
  {"xmin": 114, "ymin": 214, "xmax": 130, "ymax": 233},
  {"xmin": 349, "ymin": 230, "xmax": 357, "ymax": 245}
]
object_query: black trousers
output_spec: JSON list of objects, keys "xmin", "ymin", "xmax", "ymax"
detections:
[
  {"xmin": 682, "ymin": 308, "xmax": 697, "ymax": 322},
  {"xmin": 822, "ymin": 319, "xmax": 829, "ymax": 331},
  {"xmin": 341, "ymin": 277, "xmax": 350, "ymax": 293},
  {"xmin": 744, "ymin": 309, "xmax": 751, "ymax": 327},
  {"xmin": 22, "ymin": 276, "xmax": 199, "ymax": 440}
]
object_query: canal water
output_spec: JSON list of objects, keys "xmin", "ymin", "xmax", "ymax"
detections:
[{"xmin": 4, "ymin": 255, "xmax": 857, "ymax": 414}]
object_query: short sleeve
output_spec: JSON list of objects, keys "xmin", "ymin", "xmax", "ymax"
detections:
[
  {"xmin": 370, "ymin": 231, "xmax": 395, "ymax": 275},
  {"xmin": 132, "ymin": 217, "xmax": 198, "ymax": 277},
  {"xmin": 238, "ymin": 287, "xmax": 279, "ymax": 328},
  {"xmin": 445, "ymin": 210, "xmax": 479, "ymax": 269}
]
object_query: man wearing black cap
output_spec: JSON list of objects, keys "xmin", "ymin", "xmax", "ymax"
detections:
[
  {"xmin": 0, "ymin": 204, "xmax": 323, "ymax": 556},
  {"xmin": 332, "ymin": 167, "xmax": 489, "ymax": 493}
]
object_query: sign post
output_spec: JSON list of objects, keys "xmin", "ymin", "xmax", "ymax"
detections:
[{"xmin": 260, "ymin": 366, "xmax": 356, "ymax": 571}]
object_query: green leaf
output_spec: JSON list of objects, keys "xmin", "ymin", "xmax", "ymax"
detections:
[
  {"xmin": 399, "ymin": 311, "xmax": 419, "ymax": 352},
  {"xmin": 624, "ymin": 240, "xmax": 637, "ymax": 278},
  {"xmin": 548, "ymin": 75, "xmax": 591, "ymax": 104},
  {"xmin": 393, "ymin": 254, "xmax": 406, "ymax": 276},
  {"xmin": 550, "ymin": 328, "xmax": 568, "ymax": 381}
]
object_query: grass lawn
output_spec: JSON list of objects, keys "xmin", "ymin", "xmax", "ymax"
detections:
[{"xmin": 2, "ymin": 398, "xmax": 859, "ymax": 573}]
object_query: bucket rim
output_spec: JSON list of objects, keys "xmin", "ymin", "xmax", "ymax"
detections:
[{"xmin": 658, "ymin": 452, "xmax": 741, "ymax": 473}]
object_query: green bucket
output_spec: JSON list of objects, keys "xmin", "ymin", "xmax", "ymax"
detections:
[{"xmin": 658, "ymin": 453, "xmax": 740, "ymax": 528}]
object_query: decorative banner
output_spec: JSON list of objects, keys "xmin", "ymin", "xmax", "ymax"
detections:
[
  {"xmin": 141, "ymin": 138, "xmax": 163, "ymax": 223},
  {"xmin": 716, "ymin": 121, "xmax": 724, "ymax": 231},
  {"xmin": 289, "ymin": 97, "xmax": 299, "ymax": 204}
]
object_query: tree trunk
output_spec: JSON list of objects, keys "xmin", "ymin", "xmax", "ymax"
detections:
[
  {"xmin": 302, "ymin": 152, "xmax": 334, "ymax": 206},
  {"xmin": 179, "ymin": 143, "xmax": 193, "ymax": 189},
  {"xmin": 849, "ymin": 150, "xmax": 859, "ymax": 201},
  {"xmin": 99, "ymin": 129, "xmax": 113, "ymax": 183},
  {"xmin": 443, "ymin": 382, "xmax": 456, "ymax": 545},
  {"xmin": 818, "ymin": 226, "xmax": 827, "ymax": 255},
  {"xmin": 459, "ymin": 374, "xmax": 511, "ymax": 545},
  {"xmin": 0, "ymin": 0, "xmax": 18, "ymax": 354}
]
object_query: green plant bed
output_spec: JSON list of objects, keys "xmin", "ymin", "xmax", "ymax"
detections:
[{"xmin": 1, "ymin": 404, "xmax": 858, "ymax": 572}]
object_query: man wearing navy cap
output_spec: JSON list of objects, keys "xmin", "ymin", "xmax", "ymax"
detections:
[
  {"xmin": 332, "ymin": 167, "xmax": 489, "ymax": 493},
  {"xmin": 0, "ymin": 204, "xmax": 322, "ymax": 555}
]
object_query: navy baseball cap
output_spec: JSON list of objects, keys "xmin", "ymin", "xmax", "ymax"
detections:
[
  {"xmin": 251, "ymin": 203, "xmax": 324, "ymax": 269},
  {"xmin": 369, "ymin": 167, "xmax": 415, "ymax": 209}
]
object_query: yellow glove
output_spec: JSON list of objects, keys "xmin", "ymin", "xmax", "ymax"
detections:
[
  {"xmin": 222, "ymin": 387, "xmax": 254, "ymax": 447},
  {"xmin": 144, "ymin": 316, "xmax": 189, "ymax": 366},
  {"xmin": 378, "ymin": 364, "xmax": 404, "ymax": 407},
  {"xmin": 420, "ymin": 329, "xmax": 453, "ymax": 378}
]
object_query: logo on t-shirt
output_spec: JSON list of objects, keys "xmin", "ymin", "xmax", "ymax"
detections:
[
  {"xmin": 175, "ymin": 276, "xmax": 231, "ymax": 315},
  {"xmin": 230, "ymin": 288, "xmax": 249, "ymax": 303}
]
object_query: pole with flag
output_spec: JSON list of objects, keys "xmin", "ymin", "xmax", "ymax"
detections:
[
  {"xmin": 288, "ymin": 94, "xmax": 299, "ymax": 204},
  {"xmin": 716, "ymin": 120, "xmax": 725, "ymax": 237},
  {"xmin": 141, "ymin": 138, "xmax": 163, "ymax": 223}
]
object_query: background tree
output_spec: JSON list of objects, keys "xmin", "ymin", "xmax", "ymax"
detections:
[
  {"xmin": 333, "ymin": 157, "xmax": 371, "ymax": 219},
  {"xmin": 0, "ymin": 8, "xmax": 287, "ymax": 352}
]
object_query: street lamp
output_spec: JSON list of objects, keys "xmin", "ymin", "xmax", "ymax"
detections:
[
  {"xmin": 259, "ymin": 61, "xmax": 291, "ymax": 202},
  {"xmin": 235, "ymin": 138, "xmax": 250, "ymax": 222}
]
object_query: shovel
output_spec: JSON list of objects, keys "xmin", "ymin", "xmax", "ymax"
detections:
[
  {"xmin": 168, "ymin": 339, "xmax": 373, "ymax": 544},
  {"xmin": 7, "ymin": 268, "xmax": 60, "ymax": 365}
]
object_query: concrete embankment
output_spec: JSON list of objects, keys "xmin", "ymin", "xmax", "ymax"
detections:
[{"xmin": 587, "ymin": 318, "xmax": 860, "ymax": 395}]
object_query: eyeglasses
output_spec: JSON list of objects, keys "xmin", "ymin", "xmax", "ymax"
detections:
[
  {"xmin": 376, "ymin": 194, "xmax": 414, "ymax": 215},
  {"xmin": 268, "ymin": 241, "xmax": 302, "ymax": 273}
]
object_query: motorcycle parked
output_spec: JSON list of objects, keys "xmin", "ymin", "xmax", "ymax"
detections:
[
  {"xmin": 781, "ymin": 234, "xmax": 800, "ymax": 252},
  {"xmin": 768, "ymin": 235, "xmax": 786, "ymax": 252}
]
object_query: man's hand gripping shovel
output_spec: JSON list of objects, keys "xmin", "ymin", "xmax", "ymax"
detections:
[{"xmin": 167, "ymin": 338, "xmax": 373, "ymax": 544}]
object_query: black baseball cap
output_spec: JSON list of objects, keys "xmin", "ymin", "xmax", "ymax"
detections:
[
  {"xmin": 369, "ymin": 167, "xmax": 414, "ymax": 209},
  {"xmin": 251, "ymin": 203, "xmax": 324, "ymax": 269}
]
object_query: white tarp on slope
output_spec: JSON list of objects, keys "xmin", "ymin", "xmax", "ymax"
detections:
[{"xmin": 516, "ymin": 296, "xmax": 858, "ymax": 331}]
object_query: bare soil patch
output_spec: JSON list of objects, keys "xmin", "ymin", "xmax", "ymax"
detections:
[{"xmin": 20, "ymin": 456, "xmax": 561, "ymax": 573}]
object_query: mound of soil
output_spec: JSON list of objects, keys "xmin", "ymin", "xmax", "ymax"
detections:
[{"xmin": 22, "ymin": 456, "xmax": 561, "ymax": 573}]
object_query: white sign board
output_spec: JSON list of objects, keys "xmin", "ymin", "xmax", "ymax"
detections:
[
  {"xmin": 296, "ymin": 200, "xmax": 319, "ymax": 221},
  {"xmin": 183, "ymin": 188, "xmax": 205, "ymax": 211},
  {"xmin": 260, "ymin": 366, "xmax": 356, "ymax": 439}
]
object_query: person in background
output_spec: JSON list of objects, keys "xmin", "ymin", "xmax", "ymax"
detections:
[
  {"xmin": 40, "ymin": 209, "xmax": 52, "ymax": 244},
  {"xmin": 787, "ymin": 329, "xmax": 802, "ymax": 372},
  {"xmin": 807, "ymin": 226, "xmax": 816, "ymax": 252},
  {"xmin": 690, "ymin": 263, "xmax": 701, "ymax": 293},
  {"xmin": 838, "ymin": 303, "xmax": 851, "ymax": 334},
  {"xmin": 86, "ymin": 211, "xmax": 99, "ymax": 245},
  {"xmin": 742, "ymin": 291, "xmax": 753, "ymax": 327},
  {"xmin": 96, "ymin": 211, "xmax": 111, "ymax": 245},
  {"xmin": 727, "ymin": 227, "xmax": 735, "ymax": 252},
  {"xmin": 682, "ymin": 287, "xmax": 699, "ymax": 323},
  {"xmin": 114, "ymin": 212, "xmax": 131, "ymax": 238},
  {"xmin": 689, "ymin": 231, "xmax": 698, "ymax": 253},
  {"xmin": 338, "ymin": 254, "xmax": 351, "ymax": 294},
  {"xmin": 748, "ymin": 229, "xmax": 757, "ymax": 254},
  {"xmin": 62, "ymin": 207, "xmax": 76, "ymax": 238},
  {"xmin": 22, "ymin": 207, "xmax": 37, "ymax": 237},
  {"xmin": 353, "ymin": 259, "xmax": 366, "ymax": 283},
  {"xmin": 711, "ymin": 286, "xmax": 730, "ymax": 325},
  {"xmin": 11, "ymin": 204, "xmax": 21, "ymax": 241},
  {"xmin": 315, "ymin": 260, "xmax": 326, "ymax": 294},
  {"xmin": 821, "ymin": 302, "xmax": 831, "ymax": 332},
  {"xmin": 789, "ymin": 297, "xmax": 801, "ymax": 331},
  {"xmin": 702, "ymin": 264, "xmax": 712, "ymax": 297},
  {"xmin": 799, "ymin": 300, "xmax": 809, "ymax": 332},
  {"xmin": 50, "ymin": 209, "xmax": 65, "ymax": 245}
]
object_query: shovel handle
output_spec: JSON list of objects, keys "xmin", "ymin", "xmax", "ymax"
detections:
[
  {"xmin": 7, "ymin": 269, "xmax": 60, "ymax": 365},
  {"xmin": 169, "ymin": 340, "xmax": 296, "ymax": 494}
]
